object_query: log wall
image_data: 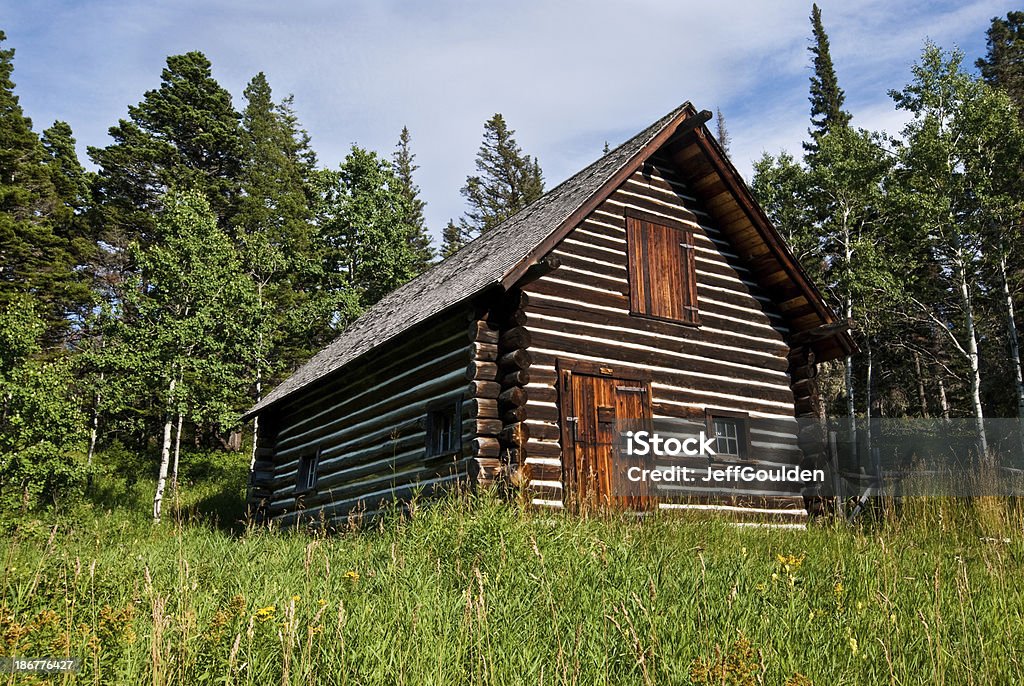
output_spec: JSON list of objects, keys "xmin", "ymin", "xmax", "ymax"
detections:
[
  {"xmin": 253, "ymin": 309, "xmax": 474, "ymax": 526},
  {"xmin": 520, "ymin": 154, "xmax": 807, "ymax": 517}
]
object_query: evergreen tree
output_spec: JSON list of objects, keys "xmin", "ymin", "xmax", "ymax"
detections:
[
  {"xmin": 715, "ymin": 107, "xmax": 731, "ymax": 155},
  {"xmin": 977, "ymin": 11, "xmax": 1024, "ymax": 117},
  {"xmin": 234, "ymin": 72, "xmax": 322, "ymax": 385},
  {"xmin": 41, "ymin": 120, "xmax": 96, "ymax": 327},
  {"xmin": 88, "ymin": 51, "xmax": 243, "ymax": 245},
  {"xmin": 805, "ymin": 3, "xmax": 852, "ymax": 154},
  {"xmin": 313, "ymin": 146, "xmax": 419, "ymax": 317},
  {"xmin": 440, "ymin": 219, "xmax": 466, "ymax": 258},
  {"xmin": 459, "ymin": 113, "xmax": 544, "ymax": 241},
  {"xmin": 0, "ymin": 31, "xmax": 80, "ymax": 344},
  {"xmin": 392, "ymin": 126, "xmax": 434, "ymax": 272},
  {"xmin": 41, "ymin": 121, "xmax": 91, "ymax": 215}
]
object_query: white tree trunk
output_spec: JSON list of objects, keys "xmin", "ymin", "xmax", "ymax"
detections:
[
  {"xmin": 865, "ymin": 339, "xmax": 873, "ymax": 458},
  {"xmin": 999, "ymin": 254, "xmax": 1024, "ymax": 457},
  {"xmin": 87, "ymin": 383, "xmax": 101, "ymax": 468},
  {"xmin": 957, "ymin": 254, "xmax": 988, "ymax": 456},
  {"xmin": 913, "ymin": 351, "xmax": 929, "ymax": 418},
  {"xmin": 153, "ymin": 377, "xmax": 176, "ymax": 523},
  {"xmin": 937, "ymin": 372, "xmax": 951, "ymax": 421},
  {"xmin": 171, "ymin": 412, "xmax": 183, "ymax": 489},
  {"xmin": 844, "ymin": 294, "xmax": 857, "ymax": 457},
  {"xmin": 250, "ymin": 373, "xmax": 262, "ymax": 472}
]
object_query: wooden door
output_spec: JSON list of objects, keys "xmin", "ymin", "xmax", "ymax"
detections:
[{"xmin": 561, "ymin": 365, "xmax": 652, "ymax": 511}]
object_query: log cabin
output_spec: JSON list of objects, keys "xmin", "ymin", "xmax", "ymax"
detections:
[{"xmin": 242, "ymin": 102, "xmax": 853, "ymax": 525}]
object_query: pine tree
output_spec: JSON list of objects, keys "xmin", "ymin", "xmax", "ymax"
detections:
[
  {"xmin": 88, "ymin": 51, "xmax": 243, "ymax": 245},
  {"xmin": 805, "ymin": 3, "xmax": 852, "ymax": 154},
  {"xmin": 392, "ymin": 126, "xmax": 434, "ymax": 272},
  {"xmin": 41, "ymin": 120, "xmax": 96, "ymax": 326},
  {"xmin": 459, "ymin": 113, "xmax": 544, "ymax": 241},
  {"xmin": 0, "ymin": 31, "xmax": 80, "ymax": 344},
  {"xmin": 233, "ymin": 72, "xmax": 323, "ymax": 431},
  {"xmin": 313, "ymin": 146, "xmax": 420, "ymax": 316},
  {"xmin": 440, "ymin": 219, "xmax": 466, "ymax": 258},
  {"xmin": 715, "ymin": 107, "xmax": 732, "ymax": 155},
  {"xmin": 977, "ymin": 12, "xmax": 1024, "ymax": 119}
]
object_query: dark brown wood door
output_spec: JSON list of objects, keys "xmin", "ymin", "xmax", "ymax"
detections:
[{"xmin": 563, "ymin": 369, "xmax": 652, "ymax": 511}]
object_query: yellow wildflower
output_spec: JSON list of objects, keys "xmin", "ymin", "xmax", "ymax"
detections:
[
  {"xmin": 776, "ymin": 553, "xmax": 804, "ymax": 573},
  {"xmin": 254, "ymin": 605, "xmax": 276, "ymax": 622},
  {"xmin": 849, "ymin": 637, "xmax": 858, "ymax": 656},
  {"xmin": 344, "ymin": 570, "xmax": 360, "ymax": 581},
  {"xmin": 291, "ymin": 595, "xmax": 301, "ymax": 602}
]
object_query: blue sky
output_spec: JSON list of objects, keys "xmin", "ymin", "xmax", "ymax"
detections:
[{"xmin": 4, "ymin": 0, "xmax": 1018, "ymax": 240}]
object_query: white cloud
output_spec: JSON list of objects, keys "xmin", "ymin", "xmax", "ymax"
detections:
[{"xmin": 5, "ymin": 0, "xmax": 1018, "ymax": 238}]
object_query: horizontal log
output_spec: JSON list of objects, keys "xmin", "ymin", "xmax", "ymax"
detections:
[
  {"xmin": 507, "ymin": 308, "xmax": 528, "ymax": 327},
  {"xmin": 250, "ymin": 472, "xmax": 274, "ymax": 487},
  {"xmin": 473, "ymin": 436, "xmax": 500, "ymax": 458},
  {"xmin": 466, "ymin": 360, "xmax": 498, "ymax": 381},
  {"xmin": 469, "ymin": 418, "xmax": 503, "ymax": 435},
  {"xmin": 275, "ymin": 336, "xmax": 466, "ymax": 430},
  {"xmin": 502, "ymin": 405, "xmax": 527, "ymax": 424},
  {"xmin": 501, "ymin": 369, "xmax": 530, "ymax": 386},
  {"xmin": 498, "ymin": 348, "xmax": 533, "ymax": 371},
  {"xmin": 472, "ymin": 457, "xmax": 504, "ymax": 484},
  {"xmin": 464, "ymin": 397, "xmax": 498, "ymax": 419},
  {"xmin": 498, "ymin": 386, "xmax": 527, "ymax": 407},
  {"xmin": 276, "ymin": 368, "xmax": 466, "ymax": 454},
  {"xmin": 472, "ymin": 342, "xmax": 499, "ymax": 362},
  {"xmin": 500, "ymin": 422, "xmax": 531, "ymax": 446},
  {"xmin": 498, "ymin": 326, "xmax": 532, "ymax": 352},
  {"xmin": 528, "ymin": 330, "xmax": 794, "ymax": 396},
  {"xmin": 468, "ymin": 380, "xmax": 501, "ymax": 399},
  {"xmin": 503, "ymin": 289, "xmax": 530, "ymax": 311},
  {"xmin": 469, "ymin": 320, "xmax": 500, "ymax": 344}
]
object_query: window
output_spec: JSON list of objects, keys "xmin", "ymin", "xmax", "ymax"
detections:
[
  {"xmin": 705, "ymin": 410, "xmax": 749, "ymax": 458},
  {"xmin": 426, "ymin": 396, "xmax": 462, "ymax": 457},
  {"xmin": 296, "ymin": 448, "xmax": 321, "ymax": 493},
  {"xmin": 625, "ymin": 210, "xmax": 698, "ymax": 325}
]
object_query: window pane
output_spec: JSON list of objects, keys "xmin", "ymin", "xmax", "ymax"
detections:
[{"xmin": 713, "ymin": 419, "xmax": 740, "ymax": 456}]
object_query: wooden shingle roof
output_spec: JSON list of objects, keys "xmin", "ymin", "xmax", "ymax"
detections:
[{"xmin": 245, "ymin": 103, "xmax": 850, "ymax": 419}]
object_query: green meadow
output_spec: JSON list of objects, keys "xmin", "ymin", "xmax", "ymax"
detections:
[{"xmin": 2, "ymin": 453, "xmax": 1023, "ymax": 685}]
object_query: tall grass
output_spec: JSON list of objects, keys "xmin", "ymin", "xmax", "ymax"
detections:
[{"xmin": 2, "ymin": 459, "xmax": 1023, "ymax": 684}]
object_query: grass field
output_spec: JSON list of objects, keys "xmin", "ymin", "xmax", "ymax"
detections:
[{"xmin": 2, "ymin": 452, "xmax": 1023, "ymax": 685}]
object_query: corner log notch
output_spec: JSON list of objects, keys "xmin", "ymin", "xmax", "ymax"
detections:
[
  {"xmin": 496, "ymin": 290, "xmax": 532, "ymax": 481},
  {"xmin": 465, "ymin": 292, "xmax": 533, "ymax": 486},
  {"xmin": 466, "ymin": 315, "xmax": 502, "ymax": 483}
]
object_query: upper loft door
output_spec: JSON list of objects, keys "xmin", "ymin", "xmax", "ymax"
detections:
[{"xmin": 559, "ymin": 361, "xmax": 652, "ymax": 511}]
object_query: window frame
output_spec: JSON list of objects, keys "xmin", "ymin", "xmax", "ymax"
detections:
[
  {"xmin": 296, "ymin": 446, "xmax": 321, "ymax": 494},
  {"xmin": 624, "ymin": 208, "xmax": 699, "ymax": 327},
  {"xmin": 704, "ymin": 409, "xmax": 750, "ymax": 459},
  {"xmin": 425, "ymin": 395, "xmax": 463, "ymax": 458}
]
